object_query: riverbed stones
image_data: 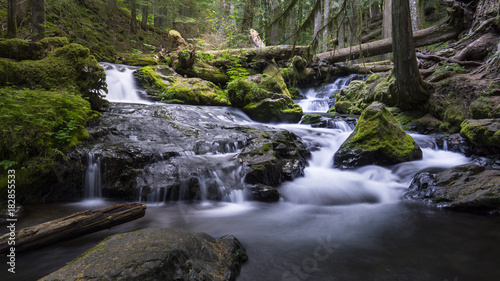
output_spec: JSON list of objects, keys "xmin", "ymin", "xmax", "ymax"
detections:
[
  {"xmin": 334, "ymin": 102, "xmax": 422, "ymax": 168},
  {"xmin": 404, "ymin": 163, "xmax": 500, "ymax": 214},
  {"xmin": 40, "ymin": 228, "xmax": 247, "ymax": 281}
]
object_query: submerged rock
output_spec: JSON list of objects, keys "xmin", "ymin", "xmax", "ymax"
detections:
[
  {"xmin": 41, "ymin": 228, "xmax": 247, "ymax": 281},
  {"xmin": 334, "ymin": 103, "xmax": 422, "ymax": 168},
  {"xmin": 404, "ymin": 163, "xmax": 500, "ymax": 214}
]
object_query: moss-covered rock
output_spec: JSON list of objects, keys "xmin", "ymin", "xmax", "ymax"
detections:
[
  {"xmin": 239, "ymin": 130, "xmax": 310, "ymax": 187},
  {"xmin": 0, "ymin": 88, "xmax": 93, "ymax": 205},
  {"xmin": 330, "ymin": 73, "xmax": 393, "ymax": 115},
  {"xmin": 226, "ymin": 63, "xmax": 303, "ymax": 123},
  {"xmin": 0, "ymin": 37, "xmax": 69, "ymax": 60},
  {"xmin": 404, "ymin": 163, "xmax": 500, "ymax": 214},
  {"xmin": 134, "ymin": 65, "xmax": 229, "ymax": 106},
  {"xmin": 0, "ymin": 41, "xmax": 107, "ymax": 110},
  {"xmin": 334, "ymin": 103, "xmax": 422, "ymax": 168},
  {"xmin": 470, "ymin": 96, "xmax": 500, "ymax": 119},
  {"xmin": 460, "ymin": 119, "xmax": 500, "ymax": 147},
  {"xmin": 41, "ymin": 228, "xmax": 247, "ymax": 281}
]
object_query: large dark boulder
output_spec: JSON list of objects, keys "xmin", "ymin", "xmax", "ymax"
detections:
[
  {"xmin": 41, "ymin": 228, "xmax": 247, "ymax": 281},
  {"xmin": 334, "ymin": 103, "xmax": 422, "ymax": 168},
  {"xmin": 404, "ymin": 163, "xmax": 500, "ymax": 214},
  {"xmin": 239, "ymin": 129, "xmax": 310, "ymax": 188}
]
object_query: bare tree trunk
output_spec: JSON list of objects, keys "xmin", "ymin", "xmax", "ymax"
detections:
[
  {"xmin": 392, "ymin": 0, "xmax": 429, "ymax": 110},
  {"xmin": 130, "ymin": 0, "xmax": 137, "ymax": 34},
  {"xmin": 409, "ymin": 0, "xmax": 425, "ymax": 31},
  {"xmin": 241, "ymin": 0, "xmax": 255, "ymax": 33},
  {"xmin": 31, "ymin": 0, "xmax": 45, "ymax": 41},
  {"xmin": 381, "ymin": 0, "xmax": 392, "ymax": 60},
  {"xmin": 7, "ymin": 0, "xmax": 17, "ymax": 38},
  {"xmin": 16, "ymin": 0, "xmax": 29, "ymax": 27},
  {"xmin": 142, "ymin": 0, "xmax": 149, "ymax": 29}
]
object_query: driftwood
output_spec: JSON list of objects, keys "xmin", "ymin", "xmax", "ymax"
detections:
[
  {"xmin": 0, "ymin": 203, "xmax": 147, "ymax": 253},
  {"xmin": 313, "ymin": 20, "xmax": 461, "ymax": 63}
]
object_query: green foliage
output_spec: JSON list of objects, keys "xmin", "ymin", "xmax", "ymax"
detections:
[
  {"xmin": 0, "ymin": 88, "xmax": 91, "ymax": 172},
  {"xmin": 0, "ymin": 41, "xmax": 107, "ymax": 109},
  {"xmin": 227, "ymin": 63, "xmax": 250, "ymax": 80}
]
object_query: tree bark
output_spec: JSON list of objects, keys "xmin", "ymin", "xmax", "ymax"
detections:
[
  {"xmin": 313, "ymin": 19, "xmax": 461, "ymax": 63},
  {"xmin": 0, "ymin": 203, "xmax": 147, "ymax": 254},
  {"xmin": 31, "ymin": 0, "xmax": 45, "ymax": 41},
  {"xmin": 130, "ymin": 0, "xmax": 137, "ymax": 34},
  {"xmin": 392, "ymin": 0, "xmax": 429, "ymax": 110},
  {"xmin": 142, "ymin": 0, "xmax": 149, "ymax": 29},
  {"xmin": 7, "ymin": 0, "xmax": 17, "ymax": 38},
  {"xmin": 381, "ymin": 0, "xmax": 392, "ymax": 60},
  {"xmin": 241, "ymin": 0, "xmax": 255, "ymax": 33},
  {"xmin": 16, "ymin": 0, "xmax": 29, "ymax": 27}
]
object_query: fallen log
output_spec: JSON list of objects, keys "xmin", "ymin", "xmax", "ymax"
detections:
[
  {"xmin": 205, "ymin": 45, "xmax": 309, "ymax": 61},
  {"xmin": 0, "ymin": 203, "xmax": 147, "ymax": 253},
  {"xmin": 349, "ymin": 61, "xmax": 393, "ymax": 73},
  {"xmin": 313, "ymin": 20, "xmax": 462, "ymax": 63}
]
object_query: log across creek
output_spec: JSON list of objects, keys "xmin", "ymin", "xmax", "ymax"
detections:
[{"xmin": 0, "ymin": 203, "xmax": 147, "ymax": 253}]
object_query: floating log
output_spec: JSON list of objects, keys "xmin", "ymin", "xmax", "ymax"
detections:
[{"xmin": 0, "ymin": 203, "xmax": 147, "ymax": 253}]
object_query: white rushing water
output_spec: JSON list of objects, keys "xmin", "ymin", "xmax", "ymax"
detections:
[
  {"xmin": 83, "ymin": 153, "xmax": 102, "ymax": 198},
  {"xmin": 296, "ymin": 74, "xmax": 366, "ymax": 113},
  {"xmin": 99, "ymin": 62, "xmax": 153, "ymax": 104}
]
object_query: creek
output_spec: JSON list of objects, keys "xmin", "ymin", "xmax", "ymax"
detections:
[{"xmin": 2, "ymin": 63, "xmax": 500, "ymax": 280}]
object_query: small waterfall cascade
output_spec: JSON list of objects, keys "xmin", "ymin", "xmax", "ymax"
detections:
[
  {"xmin": 296, "ymin": 74, "xmax": 366, "ymax": 113},
  {"xmin": 84, "ymin": 153, "xmax": 102, "ymax": 198},
  {"xmin": 100, "ymin": 62, "xmax": 152, "ymax": 104}
]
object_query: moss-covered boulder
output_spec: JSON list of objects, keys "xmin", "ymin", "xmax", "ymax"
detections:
[
  {"xmin": 0, "ymin": 41, "xmax": 107, "ymax": 110},
  {"xmin": 460, "ymin": 119, "xmax": 500, "ymax": 148},
  {"xmin": 334, "ymin": 103, "xmax": 422, "ymax": 168},
  {"xmin": 0, "ymin": 37, "xmax": 69, "ymax": 60},
  {"xmin": 469, "ymin": 96, "xmax": 500, "ymax": 119},
  {"xmin": 404, "ymin": 163, "xmax": 500, "ymax": 214},
  {"xmin": 41, "ymin": 228, "xmax": 247, "ymax": 281},
  {"xmin": 239, "ymin": 130, "xmax": 310, "ymax": 187},
  {"xmin": 330, "ymin": 73, "xmax": 395, "ymax": 115},
  {"xmin": 134, "ymin": 65, "xmax": 229, "ymax": 106},
  {"xmin": 226, "ymin": 63, "xmax": 303, "ymax": 123}
]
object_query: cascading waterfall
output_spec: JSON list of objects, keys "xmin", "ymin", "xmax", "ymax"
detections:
[
  {"xmin": 84, "ymin": 153, "xmax": 102, "ymax": 198},
  {"xmin": 99, "ymin": 62, "xmax": 152, "ymax": 103},
  {"xmin": 296, "ymin": 74, "xmax": 366, "ymax": 113}
]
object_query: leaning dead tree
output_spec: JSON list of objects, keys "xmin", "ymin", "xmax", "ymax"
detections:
[{"xmin": 0, "ymin": 203, "xmax": 147, "ymax": 253}]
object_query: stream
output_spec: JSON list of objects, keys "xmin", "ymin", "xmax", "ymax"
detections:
[{"xmin": 2, "ymin": 63, "xmax": 500, "ymax": 280}]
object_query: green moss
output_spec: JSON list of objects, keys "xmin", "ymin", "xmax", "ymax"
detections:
[
  {"xmin": 348, "ymin": 103, "xmax": 418, "ymax": 158},
  {"xmin": 460, "ymin": 119, "xmax": 500, "ymax": 147},
  {"xmin": 134, "ymin": 66, "xmax": 168, "ymax": 97},
  {"xmin": 365, "ymin": 73, "xmax": 380, "ymax": 83},
  {"xmin": 0, "ymin": 37, "xmax": 69, "ymax": 60},
  {"xmin": 470, "ymin": 96, "xmax": 493, "ymax": 119},
  {"xmin": 301, "ymin": 114, "xmax": 322, "ymax": 124},
  {"xmin": 334, "ymin": 101, "xmax": 352, "ymax": 114},
  {"xmin": 259, "ymin": 143, "xmax": 273, "ymax": 154},
  {"xmin": 288, "ymin": 86, "xmax": 301, "ymax": 99}
]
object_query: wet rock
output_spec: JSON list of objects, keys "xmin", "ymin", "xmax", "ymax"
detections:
[
  {"xmin": 334, "ymin": 103, "xmax": 422, "ymax": 168},
  {"xmin": 404, "ymin": 163, "xmax": 500, "ymax": 214},
  {"xmin": 41, "ymin": 228, "xmax": 247, "ymax": 281},
  {"xmin": 240, "ymin": 130, "xmax": 310, "ymax": 187},
  {"xmin": 245, "ymin": 184, "xmax": 280, "ymax": 202},
  {"xmin": 55, "ymin": 103, "xmax": 308, "ymax": 203}
]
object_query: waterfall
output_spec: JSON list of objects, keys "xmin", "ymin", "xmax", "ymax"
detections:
[
  {"xmin": 99, "ymin": 62, "xmax": 152, "ymax": 104},
  {"xmin": 84, "ymin": 153, "xmax": 102, "ymax": 198},
  {"xmin": 296, "ymin": 74, "xmax": 366, "ymax": 113}
]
